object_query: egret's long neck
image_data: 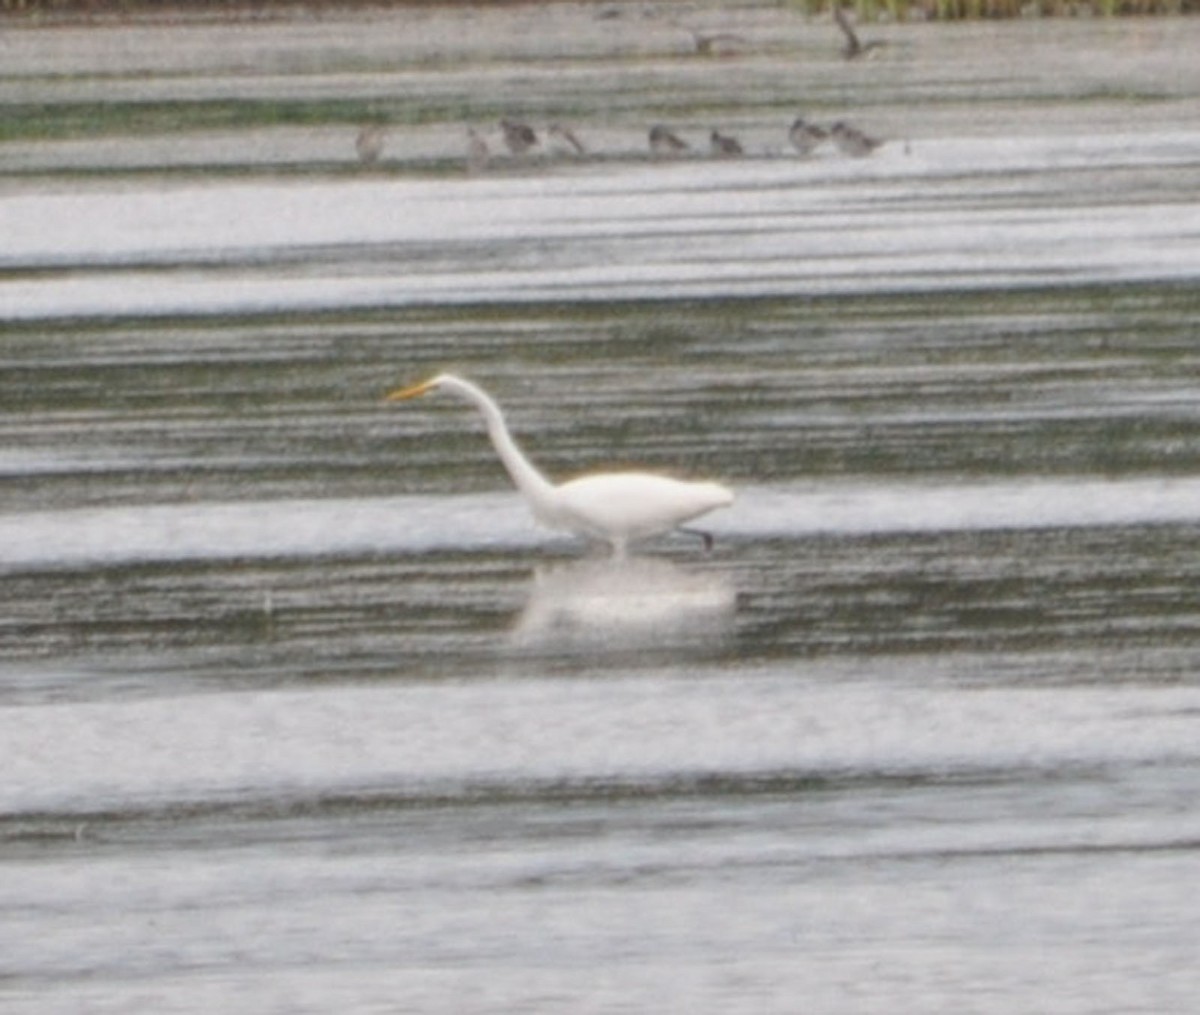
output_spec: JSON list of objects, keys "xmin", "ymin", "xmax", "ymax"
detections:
[{"xmin": 451, "ymin": 379, "xmax": 557, "ymax": 504}]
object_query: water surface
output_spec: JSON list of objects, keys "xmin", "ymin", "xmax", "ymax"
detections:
[{"xmin": 3, "ymin": 7, "xmax": 1200, "ymax": 1013}]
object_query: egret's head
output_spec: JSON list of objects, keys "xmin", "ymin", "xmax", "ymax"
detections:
[{"xmin": 385, "ymin": 374, "xmax": 448, "ymax": 402}]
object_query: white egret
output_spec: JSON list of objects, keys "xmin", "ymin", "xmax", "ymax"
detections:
[{"xmin": 386, "ymin": 373, "xmax": 734, "ymax": 554}]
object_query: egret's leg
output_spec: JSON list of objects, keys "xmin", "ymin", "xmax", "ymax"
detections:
[{"xmin": 679, "ymin": 527, "xmax": 714, "ymax": 552}]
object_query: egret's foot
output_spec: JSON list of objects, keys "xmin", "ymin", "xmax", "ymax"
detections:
[{"xmin": 679, "ymin": 527, "xmax": 714, "ymax": 553}]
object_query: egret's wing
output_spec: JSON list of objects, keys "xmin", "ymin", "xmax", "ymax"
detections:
[{"xmin": 556, "ymin": 472, "xmax": 733, "ymax": 539}]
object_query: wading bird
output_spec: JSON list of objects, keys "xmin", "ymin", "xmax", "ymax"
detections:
[
  {"xmin": 833, "ymin": 4, "xmax": 886, "ymax": 60},
  {"xmin": 500, "ymin": 118, "xmax": 539, "ymax": 156},
  {"xmin": 710, "ymin": 129, "xmax": 743, "ymax": 157},
  {"xmin": 830, "ymin": 120, "xmax": 883, "ymax": 157},
  {"xmin": 386, "ymin": 373, "xmax": 733, "ymax": 554},
  {"xmin": 649, "ymin": 124, "xmax": 690, "ymax": 156},
  {"xmin": 548, "ymin": 123, "xmax": 587, "ymax": 157},
  {"xmin": 355, "ymin": 124, "xmax": 386, "ymax": 166},
  {"xmin": 671, "ymin": 22, "xmax": 748, "ymax": 57},
  {"xmin": 788, "ymin": 116, "xmax": 828, "ymax": 156}
]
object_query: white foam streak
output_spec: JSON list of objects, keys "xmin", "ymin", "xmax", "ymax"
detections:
[
  {"xmin": 0, "ymin": 494, "xmax": 537, "ymax": 570},
  {"xmin": 2, "ymin": 132, "xmax": 1199, "ymax": 319},
  {"xmin": 4, "ymin": 670, "xmax": 1199, "ymax": 815},
  {"xmin": 3, "ymin": 476, "xmax": 1198, "ymax": 571},
  {"xmin": 737, "ymin": 476, "xmax": 1200, "ymax": 540}
]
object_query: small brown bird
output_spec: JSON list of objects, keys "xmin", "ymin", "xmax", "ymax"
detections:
[
  {"xmin": 788, "ymin": 117, "xmax": 828, "ymax": 157},
  {"xmin": 649, "ymin": 124, "xmax": 690, "ymax": 156},
  {"xmin": 710, "ymin": 129, "xmax": 743, "ymax": 157},
  {"xmin": 355, "ymin": 124, "xmax": 386, "ymax": 166},
  {"xmin": 500, "ymin": 118, "xmax": 539, "ymax": 156},
  {"xmin": 684, "ymin": 26, "xmax": 747, "ymax": 58},
  {"xmin": 830, "ymin": 121, "xmax": 883, "ymax": 157},
  {"xmin": 548, "ymin": 123, "xmax": 587, "ymax": 157}
]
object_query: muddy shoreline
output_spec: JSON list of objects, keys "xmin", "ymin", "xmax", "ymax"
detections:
[
  {"xmin": 7, "ymin": 0, "xmax": 581, "ymax": 27},
  {"xmin": 4, "ymin": 0, "xmax": 1198, "ymax": 28}
]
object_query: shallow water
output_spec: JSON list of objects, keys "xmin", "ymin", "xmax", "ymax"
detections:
[{"xmin": 3, "ymin": 7, "xmax": 1200, "ymax": 1013}]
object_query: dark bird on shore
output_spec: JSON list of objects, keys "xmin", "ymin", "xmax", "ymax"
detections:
[
  {"xmin": 548, "ymin": 123, "xmax": 587, "ymax": 157},
  {"xmin": 830, "ymin": 120, "xmax": 883, "ymax": 157},
  {"xmin": 788, "ymin": 117, "xmax": 828, "ymax": 156},
  {"xmin": 675, "ymin": 23, "xmax": 748, "ymax": 57},
  {"xmin": 710, "ymin": 130, "xmax": 743, "ymax": 157},
  {"xmin": 649, "ymin": 124, "xmax": 690, "ymax": 156},
  {"xmin": 833, "ymin": 4, "xmax": 886, "ymax": 61},
  {"xmin": 500, "ymin": 118, "xmax": 539, "ymax": 156},
  {"xmin": 355, "ymin": 124, "xmax": 386, "ymax": 166}
]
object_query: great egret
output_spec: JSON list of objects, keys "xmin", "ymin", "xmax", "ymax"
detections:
[{"xmin": 386, "ymin": 373, "xmax": 734, "ymax": 554}]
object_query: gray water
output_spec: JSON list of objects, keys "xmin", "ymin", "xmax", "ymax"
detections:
[{"xmin": 3, "ymin": 7, "xmax": 1200, "ymax": 1013}]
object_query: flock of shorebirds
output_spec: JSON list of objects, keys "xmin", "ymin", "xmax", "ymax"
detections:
[
  {"xmin": 481, "ymin": 115, "xmax": 882, "ymax": 168},
  {"xmin": 354, "ymin": 116, "xmax": 884, "ymax": 172},
  {"xmin": 354, "ymin": 6, "xmax": 887, "ymax": 171}
]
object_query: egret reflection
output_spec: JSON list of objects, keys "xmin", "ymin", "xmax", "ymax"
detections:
[{"xmin": 510, "ymin": 557, "xmax": 735, "ymax": 653}]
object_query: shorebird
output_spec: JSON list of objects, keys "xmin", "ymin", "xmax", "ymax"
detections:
[
  {"xmin": 710, "ymin": 129, "xmax": 743, "ymax": 157},
  {"xmin": 386, "ymin": 373, "xmax": 733, "ymax": 556},
  {"xmin": 355, "ymin": 124, "xmax": 386, "ymax": 166},
  {"xmin": 548, "ymin": 123, "xmax": 587, "ymax": 157},
  {"xmin": 500, "ymin": 118, "xmax": 539, "ymax": 156},
  {"xmin": 465, "ymin": 127, "xmax": 490, "ymax": 173},
  {"xmin": 788, "ymin": 117, "xmax": 828, "ymax": 156},
  {"xmin": 833, "ymin": 4, "xmax": 886, "ymax": 61},
  {"xmin": 682, "ymin": 25, "xmax": 747, "ymax": 57},
  {"xmin": 649, "ymin": 124, "xmax": 690, "ymax": 156},
  {"xmin": 830, "ymin": 120, "xmax": 883, "ymax": 157}
]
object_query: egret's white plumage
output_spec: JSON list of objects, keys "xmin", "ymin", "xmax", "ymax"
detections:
[{"xmin": 386, "ymin": 373, "xmax": 733, "ymax": 554}]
